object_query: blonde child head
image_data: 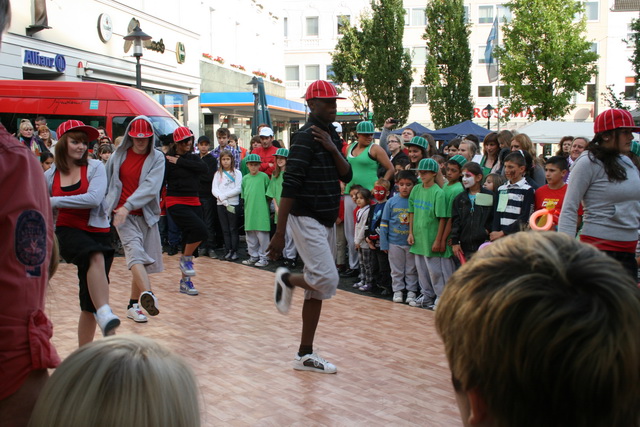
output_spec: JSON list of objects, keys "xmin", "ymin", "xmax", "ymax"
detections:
[{"xmin": 29, "ymin": 335, "xmax": 200, "ymax": 427}]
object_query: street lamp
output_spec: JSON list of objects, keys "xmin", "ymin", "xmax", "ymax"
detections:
[
  {"xmin": 124, "ymin": 25, "xmax": 151, "ymax": 89},
  {"xmin": 483, "ymin": 104, "xmax": 494, "ymax": 129}
]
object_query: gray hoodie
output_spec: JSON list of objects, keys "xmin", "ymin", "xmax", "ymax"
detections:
[{"xmin": 104, "ymin": 115, "xmax": 165, "ymax": 227}]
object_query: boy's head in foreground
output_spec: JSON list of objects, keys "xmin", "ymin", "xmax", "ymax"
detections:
[{"xmin": 436, "ymin": 232, "xmax": 640, "ymax": 427}]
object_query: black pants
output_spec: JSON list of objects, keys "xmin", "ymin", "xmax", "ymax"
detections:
[
  {"xmin": 371, "ymin": 248, "xmax": 391, "ymax": 292},
  {"xmin": 199, "ymin": 197, "xmax": 216, "ymax": 251},
  {"xmin": 167, "ymin": 204, "xmax": 207, "ymax": 245},
  {"xmin": 217, "ymin": 204, "xmax": 239, "ymax": 252},
  {"xmin": 603, "ymin": 250, "xmax": 638, "ymax": 282}
]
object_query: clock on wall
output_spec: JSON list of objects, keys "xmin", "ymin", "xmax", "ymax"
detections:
[{"xmin": 98, "ymin": 13, "xmax": 113, "ymax": 43}]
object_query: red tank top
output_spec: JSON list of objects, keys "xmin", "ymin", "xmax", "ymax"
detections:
[
  {"xmin": 116, "ymin": 148, "xmax": 147, "ymax": 216},
  {"xmin": 53, "ymin": 165, "xmax": 110, "ymax": 233}
]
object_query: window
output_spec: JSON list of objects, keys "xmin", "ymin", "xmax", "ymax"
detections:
[
  {"xmin": 628, "ymin": 24, "xmax": 635, "ymax": 46},
  {"xmin": 497, "ymin": 86, "xmax": 511, "ymax": 98},
  {"xmin": 464, "ymin": 6, "xmax": 470, "ymax": 23},
  {"xmin": 284, "ymin": 17, "xmax": 288, "ymax": 38},
  {"xmin": 306, "ymin": 17, "xmax": 319, "ymax": 36},
  {"xmin": 412, "ymin": 87, "xmax": 427, "ymax": 104},
  {"xmin": 478, "ymin": 46, "xmax": 488, "ymax": 64},
  {"xmin": 625, "ymin": 78, "xmax": 637, "ymax": 100},
  {"xmin": 404, "ymin": 8, "xmax": 410, "ymax": 26},
  {"xmin": 326, "ymin": 65, "xmax": 335, "ymax": 82},
  {"xmin": 413, "ymin": 47, "xmax": 427, "ymax": 65},
  {"xmin": 411, "ymin": 8, "xmax": 426, "ymax": 26},
  {"xmin": 584, "ymin": 1, "xmax": 599, "ymax": 21},
  {"xmin": 478, "ymin": 86, "xmax": 493, "ymax": 97},
  {"xmin": 497, "ymin": 5, "xmax": 512, "ymax": 23},
  {"xmin": 337, "ymin": 15, "xmax": 350, "ymax": 35},
  {"xmin": 478, "ymin": 5, "xmax": 494, "ymax": 24},
  {"xmin": 305, "ymin": 65, "xmax": 320, "ymax": 81},
  {"xmin": 590, "ymin": 42, "xmax": 598, "ymax": 54},
  {"xmin": 586, "ymin": 84, "xmax": 596, "ymax": 102},
  {"xmin": 285, "ymin": 66, "xmax": 299, "ymax": 87}
]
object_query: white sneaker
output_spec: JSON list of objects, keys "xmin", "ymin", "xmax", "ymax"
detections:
[
  {"xmin": 179, "ymin": 256, "xmax": 196, "ymax": 277},
  {"xmin": 140, "ymin": 291, "xmax": 159, "ymax": 316},
  {"xmin": 242, "ymin": 257, "xmax": 259, "ymax": 265},
  {"xmin": 406, "ymin": 291, "xmax": 417, "ymax": 304},
  {"xmin": 294, "ymin": 353, "xmax": 337, "ymax": 374},
  {"xmin": 180, "ymin": 278, "xmax": 199, "ymax": 296},
  {"xmin": 126, "ymin": 304, "xmax": 148, "ymax": 323},
  {"xmin": 254, "ymin": 259, "xmax": 269, "ymax": 267},
  {"xmin": 393, "ymin": 291, "xmax": 404, "ymax": 303},
  {"xmin": 409, "ymin": 294, "xmax": 434, "ymax": 308},
  {"xmin": 352, "ymin": 281, "xmax": 362, "ymax": 288},
  {"xmin": 94, "ymin": 305, "xmax": 120, "ymax": 336},
  {"xmin": 274, "ymin": 267, "xmax": 294, "ymax": 314}
]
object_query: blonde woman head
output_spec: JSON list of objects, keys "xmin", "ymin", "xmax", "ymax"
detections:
[{"xmin": 29, "ymin": 335, "xmax": 200, "ymax": 427}]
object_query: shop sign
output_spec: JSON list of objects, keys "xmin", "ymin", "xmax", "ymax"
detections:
[
  {"xmin": 146, "ymin": 39, "xmax": 165, "ymax": 54},
  {"xmin": 23, "ymin": 49, "xmax": 66, "ymax": 73}
]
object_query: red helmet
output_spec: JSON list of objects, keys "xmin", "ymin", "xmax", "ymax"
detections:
[
  {"xmin": 304, "ymin": 80, "xmax": 346, "ymax": 101},
  {"xmin": 594, "ymin": 109, "xmax": 640, "ymax": 134},
  {"xmin": 173, "ymin": 126, "xmax": 193, "ymax": 143},
  {"xmin": 56, "ymin": 120, "xmax": 99, "ymax": 140},
  {"xmin": 128, "ymin": 119, "xmax": 154, "ymax": 138}
]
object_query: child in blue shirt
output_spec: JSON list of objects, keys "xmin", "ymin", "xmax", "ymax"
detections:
[
  {"xmin": 366, "ymin": 178, "xmax": 392, "ymax": 295},
  {"xmin": 380, "ymin": 171, "xmax": 419, "ymax": 304}
]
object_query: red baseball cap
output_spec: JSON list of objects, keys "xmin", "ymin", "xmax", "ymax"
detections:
[
  {"xmin": 56, "ymin": 120, "xmax": 100, "ymax": 141},
  {"xmin": 594, "ymin": 109, "xmax": 640, "ymax": 134},
  {"xmin": 173, "ymin": 126, "xmax": 193, "ymax": 142},
  {"xmin": 304, "ymin": 80, "xmax": 346, "ymax": 101},
  {"xmin": 128, "ymin": 119, "xmax": 154, "ymax": 138}
]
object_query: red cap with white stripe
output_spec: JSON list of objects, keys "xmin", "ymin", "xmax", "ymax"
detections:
[
  {"xmin": 173, "ymin": 126, "xmax": 193, "ymax": 142},
  {"xmin": 304, "ymin": 80, "xmax": 346, "ymax": 101},
  {"xmin": 594, "ymin": 109, "xmax": 640, "ymax": 133},
  {"xmin": 128, "ymin": 119, "xmax": 154, "ymax": 138},
  {"xmin": 56, "ymin": 120, "xmax": 99, "ymax": 141}
]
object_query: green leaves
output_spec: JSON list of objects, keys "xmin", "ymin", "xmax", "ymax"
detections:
[
  {"xmin": 330, "ymin": 0, "xmax": 412, "ymax": 127},
  {"xmin": 422, "ymin": 0, "xmax": 473, "ymax": 128},
  {"xmin": 496, "ymin": 0, "xmax": 598, "ymax": 120}
]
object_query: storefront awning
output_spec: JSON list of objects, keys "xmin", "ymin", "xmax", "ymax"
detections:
[{"xmin": 201, "ymin": 92, "xmax": 306, "ymax": 116}]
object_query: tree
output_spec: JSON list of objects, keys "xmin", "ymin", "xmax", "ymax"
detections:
[
  {"xmin": 330, "ymin": 0, "xmax": 412, "ymax": 126},
  {"xmin": 422, "ymin": 0, "xmax": 473, "ymax": 128},
  {"xmin": 496, "ymin": 0, "xmax": 598, "ymax": 120},
  {"xmin": 627, "ymin": 18, "xmax": 640, "ymax": 107},
  {"xmin": 331, "ymin": 24, "xmax": 371, "ymax": 119}
]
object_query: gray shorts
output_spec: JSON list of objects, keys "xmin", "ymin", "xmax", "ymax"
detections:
[
  {"xmin": 287, "ymin": 215, "xmax": 338, "ymax": 300},
  {"xmin": 116, "ymin": 215, "xmax": 163, "ymax": 274}
]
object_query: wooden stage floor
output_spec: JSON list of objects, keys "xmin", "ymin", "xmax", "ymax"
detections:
[{"xmin": 47, "ymin": 254, "xmax": 461, "ymax": 426}]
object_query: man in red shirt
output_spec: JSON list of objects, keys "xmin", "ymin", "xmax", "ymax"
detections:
[
  {"xmin": 0, "ymin": 1, "xmax": 60, "ymax": 423},
  {"xmin": 253, "ymin": 127, "xmax": 278, "ymax": 177}
]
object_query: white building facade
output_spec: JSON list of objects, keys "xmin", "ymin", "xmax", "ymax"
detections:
[{"xmin": 280, "ymin": 0, "xmax": 639, "ymax": 133}]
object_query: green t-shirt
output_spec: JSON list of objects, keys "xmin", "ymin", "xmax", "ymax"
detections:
[
  {"xmin": 241, "ymin": 172, "xmax": 271, "ymax": 231},
  {"xmin": 408, "ymin": 184, "xmax": 446, "ymax": 257},
  {"xmin": 266, "ymin": 172, "xmax": 284, "ymax": 224},
  {"xmin": 442, "ymin": 181, "xmax": 465, "ymax": 257}
]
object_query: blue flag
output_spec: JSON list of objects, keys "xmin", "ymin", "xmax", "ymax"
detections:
[{"xmin": 484, "ymin": 17, "xmax": 499, "ymax": 83}]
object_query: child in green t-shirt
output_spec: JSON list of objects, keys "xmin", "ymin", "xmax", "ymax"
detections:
[
  {"xmin": 408, "ymin": 158, "xmax": 454, "ymax": 310},
  {"xmin": 241, "ymin": 154, "xmax": 271, "ymax": 267},
  {"xmin": 266, "ymin": 148, "xmax": 298, "ymax": 267}
]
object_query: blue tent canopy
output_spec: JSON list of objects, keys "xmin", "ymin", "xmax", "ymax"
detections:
[
  {"xmin": 373, "ymin": 121, "xmax": 432, "ymax": 139},
  {"xmin": 428, "ymin": 120, "xmax": 491, "ymax": 143}
]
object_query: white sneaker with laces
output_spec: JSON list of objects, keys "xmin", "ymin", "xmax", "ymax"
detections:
[
  {"xmin": 293, "ymin": 353, "xmax": 337, "ymax": 374},
  {"xmin": 274, "ymin": 267, "xmax": 294, "ymax": 314},
  {"xmin": 242, "ymin": 257, "xmax": 259, "ymax": 265},
  {"xmin": 254, "ymin": 259, "xmax": 269, "ymax": 267},
  {"xmin": 126, "ymin": 304, "xmax": 148, "ymax": 323},
  {"xmin": 406, "ymin": 291, "xmax": 417, "ymax": 304},
  {"xmin": 179, "ymin": 256, "xmax": 196, "ymax": 276},
  {"xmin": 140, "ymin": 291, "xmax": 159, "ymax": 316},
  {"xmin": 94, "ymin": 305, "xmax": 120, "ymax": 336},
  {"xmin": 393, "ymin": 291, "xmax": 404, "ymax": 303}
]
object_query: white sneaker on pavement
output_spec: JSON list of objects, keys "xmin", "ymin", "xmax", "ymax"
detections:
[{"xmin": 126, "ymin": 304, "xmax": 148, "ymax": 323}]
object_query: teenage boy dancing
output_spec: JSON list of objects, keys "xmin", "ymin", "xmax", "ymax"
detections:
[{"xmin": 268, "ymin": 80, "xmax": 352, "ymax": 374}]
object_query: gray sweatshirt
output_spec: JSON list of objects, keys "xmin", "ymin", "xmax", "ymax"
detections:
[
  {"xmin": 558, "ymin": 151, "xmax": 640, "ymax": 242},
  {"xmin": 104, "ymin": 115, "xmax": 165, "ymax": 228}
]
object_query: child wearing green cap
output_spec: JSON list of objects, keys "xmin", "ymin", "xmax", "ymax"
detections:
[
  {"xmin": 441, "ymin": 155, "xmax": 467, "ymax": 265},
  {"xmin": 266, "ymin": 148, "xmax": 297, "ymax": 267},
  {"xmin": 407, "ymin": 158, "xmax": 449, "ymax": 310},
  {"xmin": 241, "ymin": 154, "xmax": 271, "ymax": 267}
]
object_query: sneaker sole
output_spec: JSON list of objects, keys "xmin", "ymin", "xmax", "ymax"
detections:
[
  {"xmin": 127, "ymin": 313, "xmax": 148, "ymax": 323},
  {"xmin": 102, "ymin": 318, "xmax": 121, "ymax": 336},
  {"xmin": 274, "ymin": 267, "xmax": 293, "ymax": 315},
  {"xmin": 180, "ymin": 289, "xmax": 199, "ymax": 296},
  {"xmin": 140, "ymin": 293, "xmax": 159, "ymax": 316},
  {"xmin": 293, "ymin": 363, "xmax": 337, "ymax": 374},
  {"xmin": 180, "ymin": 269, "xmax": 196, "ymax": 277}
]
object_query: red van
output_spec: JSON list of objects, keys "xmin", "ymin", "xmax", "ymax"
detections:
[{"xmin": 0, "ymin": 80, "xmax": 180, "ymax": 144}]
